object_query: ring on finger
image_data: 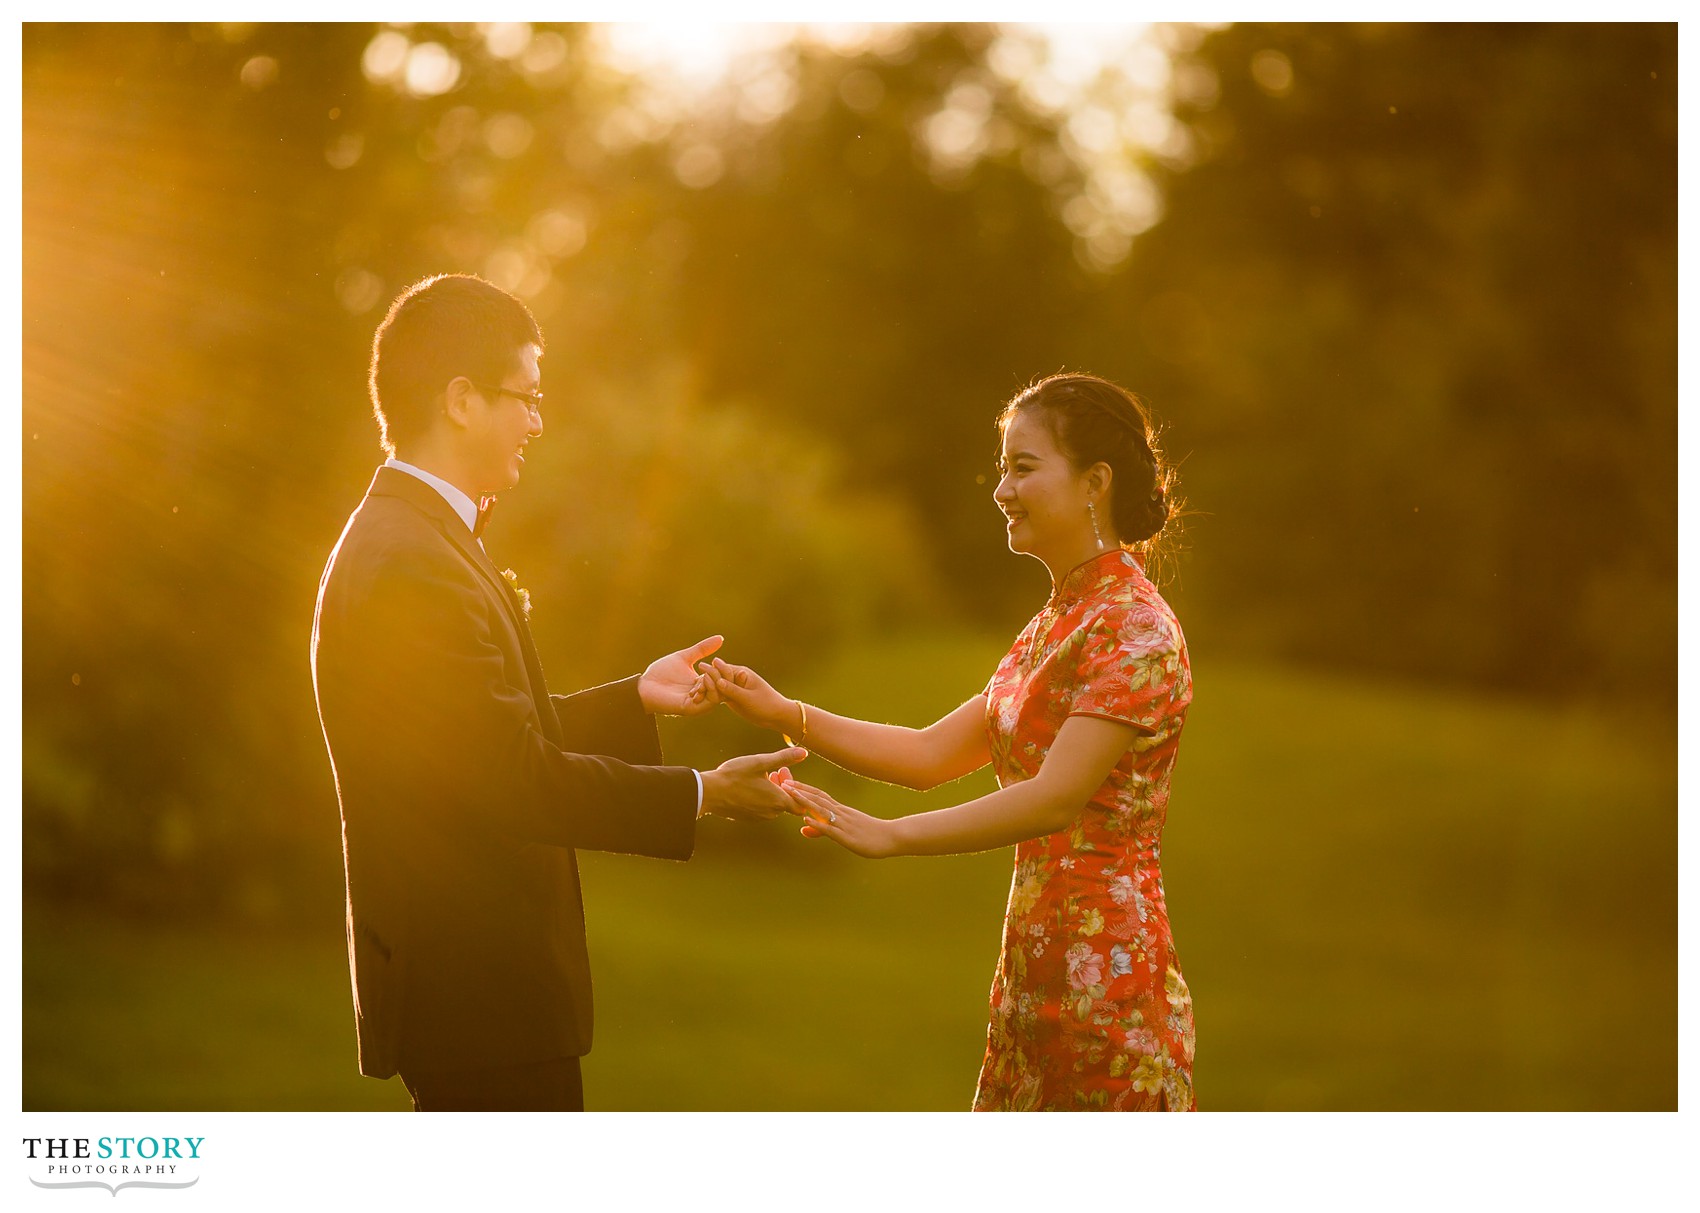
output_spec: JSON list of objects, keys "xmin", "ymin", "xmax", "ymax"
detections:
[{"xmin": 827, "ymin": 809, "xmax": 837, "ymax": 824}]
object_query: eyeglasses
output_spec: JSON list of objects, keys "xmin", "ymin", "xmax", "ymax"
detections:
[{"xmin": 473, "ymin": 382, "xmax": 544, "ymax": 413}]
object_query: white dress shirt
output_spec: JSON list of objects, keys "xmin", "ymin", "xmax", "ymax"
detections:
[{"xmin": 385, "ymin": 457, "xmax": 480, "ymax": 534}]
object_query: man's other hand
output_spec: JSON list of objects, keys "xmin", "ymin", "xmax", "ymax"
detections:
[{"xmin": 698, "ymin": 747, "xmax": 809, "ymax": 822}]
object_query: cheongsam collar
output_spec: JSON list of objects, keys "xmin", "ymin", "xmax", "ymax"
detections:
[{"xmin": 1050, "ymin": 548, "xmax": 1142, "ymax": 607}]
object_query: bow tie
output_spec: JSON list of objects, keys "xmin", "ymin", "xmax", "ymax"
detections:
[{"xmin": 473, "ymin": 495, "xmax": 497, "ymax": 541}]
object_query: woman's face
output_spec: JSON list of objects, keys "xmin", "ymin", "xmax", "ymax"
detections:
[{"xmin": 994, "ymin": 410, "xmax": 1094, "ymax": 567}]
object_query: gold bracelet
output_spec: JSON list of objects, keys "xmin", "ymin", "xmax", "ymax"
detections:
[{"xmin": 783, "ymin": 699, "xmax": 809, "ymax": 747}]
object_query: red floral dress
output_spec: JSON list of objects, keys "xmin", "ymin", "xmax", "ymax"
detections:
[{"xmin": 972, "ymin": 549, "xmax": 1196, "ymax": 1111}]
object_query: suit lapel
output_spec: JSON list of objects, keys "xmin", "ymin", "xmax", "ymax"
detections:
[
  {"xmin": 368, "ymin": 468, "xmax": 527, "ymax": 633},
  {"xmin": 367, "ymin": 468, "xmax": 562, "ymax": 741}
]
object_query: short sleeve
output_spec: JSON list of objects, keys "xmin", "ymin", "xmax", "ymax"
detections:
[{"xmin": 1066, "ymin": 603, "xmax": 1189, "ymax": 739}]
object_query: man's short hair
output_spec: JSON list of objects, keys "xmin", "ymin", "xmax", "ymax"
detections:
[{"xmin": 368, "ymin": 274, "xmax": 544, "ymax": 457}]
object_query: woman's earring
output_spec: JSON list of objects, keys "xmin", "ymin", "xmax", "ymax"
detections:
[{"xmin": 1088, "ymin": 500, "xmax": 1107, "ymax": 550}]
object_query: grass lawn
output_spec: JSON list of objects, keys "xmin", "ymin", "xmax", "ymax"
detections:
[{"xmin": 22, "ymin": 634, "xmax": 1676, "ymax": 1110}]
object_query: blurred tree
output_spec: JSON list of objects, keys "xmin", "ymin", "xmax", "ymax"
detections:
[
  {"xmin": 654, "ymin": 27, "xmax": 1098, "ymax": 607},
  {"xmin": 1088, "ymin": 23, "xmax": 1675, "ymax": 698},
  {"xmin": 24, "ymin": 23, "xmax": 376, "ymax": 912}
]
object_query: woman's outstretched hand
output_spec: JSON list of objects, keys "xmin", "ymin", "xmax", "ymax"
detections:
[
  {"xmin": 769, "ymin": 774, "xmax": 902, "ymax": 859},
  {"xmin": 700, "ymin": 657, "xmax": 802, "ymax": 736}
]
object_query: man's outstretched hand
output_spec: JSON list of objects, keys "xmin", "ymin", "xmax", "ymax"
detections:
[
  {"xmin": 698, "ymin": 747, "xmax": 809, "ymax": 822},
  {"xmin": 639, "ymin": 635, "xmax": 725, "ymax": 716}
]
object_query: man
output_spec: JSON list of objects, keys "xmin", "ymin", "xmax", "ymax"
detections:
[{"xmin": 311, "ymin": 273, "xmax": 803, "ymax": 1111}]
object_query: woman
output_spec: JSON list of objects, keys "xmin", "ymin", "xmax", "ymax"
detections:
[{"xmin": 705, "ymin": 373, "xmax": 1194, "ymax": 1111}]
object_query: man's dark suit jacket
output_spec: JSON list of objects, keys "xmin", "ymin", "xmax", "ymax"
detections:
[{"xmin": 311, "ymin": 466, "xmax": 699, "ymax": 1079}]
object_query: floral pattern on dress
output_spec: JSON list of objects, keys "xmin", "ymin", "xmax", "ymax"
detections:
[{"xmin": 971, "ymin": 548, "xmax": 1195, "ymax": 1112}]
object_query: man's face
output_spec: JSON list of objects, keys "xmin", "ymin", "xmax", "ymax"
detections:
[{"xmin": 465, "ymin": 343, "xmax": 543, "ymax": 494}]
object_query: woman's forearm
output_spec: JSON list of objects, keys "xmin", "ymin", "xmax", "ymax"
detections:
[
  {"xmin": 794, "ymin": 705, "xmax": 962, "ymax": 790},
  {"xmin": 873, "ymin": 714, "xmax": 1142, "ymax": 857},
  {"xmin": 706, "ymin": 659, "xmax": 989, "ymax": 790},
  {"xmin": 890, "ymin": 776, "xmax": 1079, "ymax": 856}
]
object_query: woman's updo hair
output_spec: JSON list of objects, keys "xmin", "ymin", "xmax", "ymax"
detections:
[{"xmin": 997, "ymin": 372, "xmax": 1179, "ymax": 548}]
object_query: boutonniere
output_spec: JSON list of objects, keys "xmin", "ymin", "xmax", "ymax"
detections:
[{"xmin": 500, "ymin": 568, "xmax": 532, "ymax": 619}]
